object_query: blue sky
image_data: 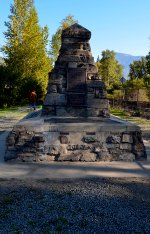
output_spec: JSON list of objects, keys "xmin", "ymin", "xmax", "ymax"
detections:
[{"xmin": 0, "ymin": 0, "xmax": 150, "ymax": 60}]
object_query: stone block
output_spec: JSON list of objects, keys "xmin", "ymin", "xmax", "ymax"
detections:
[
  {"xmin": 47, "ymin": 145, "xmax": 67, "ymax": 156},
  {"xmin": 119, "ymin": 153, "xmax": 135, "ymax": 161},
  {"xmin": 106, "ymin": 143, "xmax": 120, "ymax": 149},
  {"xmin": 122, "ymin": 133, "xmax": 133, "ymax": 143},
  {"xmin": 24, "ymin": 141, "xmax": 35, "ymax": 147},
  {"xmin": 48, "ymin": 146, "xmax": 60, "ymax": 155},
  {"xmin": 92, "ymin": 145, "xmax": 101, "ymax": 153},
  {"xmin": 120, "ymin": 143, "xmax": 132, "ymax": 150},
  {"xmin": 59, "ymin": 145, "xmax": 68, "ymax": 155},
  {"xmin": 58, "ymin": 151, "xmax": 82, "ymax": 161},
  {"xmin": 58, "ymin": 55, "xmax": 81, "ymax": 62},
  {"xmin": 43, "ymin": 93, "xmax": 67, "ymax": 106},
  {"xmin": 82, "ymin": 136, "xmax": 98, "ymax": 143},
  {"xmin": 13, "ymin": 125, "xmax": 26, "ymax": 132},
  {"xmin": 15, "ymin": 140, "xmax": 25, "ymax": 147},
  {"xmin": 48, "ymin": 85, "xmax": 57, "ymax": 93},
  {"xmin": 106, "ymin": 135, "xmax": 121, "ymax": 144},
  {"xmin": 59, "ymin": 135, "xmax": 69, "ymax": 144},
  {"xmin": 23, "ymin": 147, "xmax": 36, "ymax": 153},
  {"xmin": 47, "ymin": 156, "xmax": 56, "ymax": 161},
  {"xmin": 37, "ymin": 154, "xmax": 55, "ymax": 161},
  {"xmin": 101, "ymin": 145, "xmax": 110, "ymax": 152},
  {"xmin": 36, "ymin": 147, "xmax": 45, "ymax": 153},
  {"xmin": 80, "ymin": 151, "xmax": 96, "ymax": 162},
  {"xmin": 97, "ymin": 152, "xmax": 113, "ymax": 161},
  {"xmin": 17, "ymin": 153, "xmax": 36, "ymax": 162},
  {"xmin": 109, "ymin": 148, "xmax": 122, "ymax": 155},
  {"xmin": 19, "ymin": 136, "xmax": 32, "ymax": 142},
  {"xmin": 33, "ymin": 136, "xmax": 45, "ymax": 142},
  {"xmin": 35, "ymin": 142, "xmax": 44, "ymax": 148},
  {"xmin": 19, "ymin": 131, "xmax": 27, "ymax": 136}
]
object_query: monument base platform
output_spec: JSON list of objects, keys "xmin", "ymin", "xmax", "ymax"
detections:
[{"xmin": 5, "ymin": 114, "xmax": 147, "ymax": 162}]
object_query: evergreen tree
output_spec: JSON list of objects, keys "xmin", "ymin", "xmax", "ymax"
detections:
[
  {"xmin": 96, "ymin": 50, "xmax": 123, "ymax": 89},
  {"xmin": 49, "ymin": 15, "xmax": 77, "ymax": 64},
  {"xmin": 2, "ymin": 0, "xmax": 51, "ymax": 104}
]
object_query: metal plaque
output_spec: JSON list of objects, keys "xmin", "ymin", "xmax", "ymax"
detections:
[
  {"xmin": 67, "ymin": 93, "xmax": 86, "ymax": 106},
  {"xmin": 67, "ymin": 68, "xmax": 86, "ymax": 93}
]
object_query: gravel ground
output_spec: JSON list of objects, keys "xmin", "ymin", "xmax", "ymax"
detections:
[{"xmin": 0, "ymin": 177, "xmax": 150, "ymax": 234}]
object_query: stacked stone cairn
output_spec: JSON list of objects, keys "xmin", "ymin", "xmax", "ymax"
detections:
[
  {"xmin": 5, "ymin": 24, "xmax": 147, "ymax": 162},
  {"xmin": 42, "ymin": 23, "xmax": 109, "ymax": 117}
]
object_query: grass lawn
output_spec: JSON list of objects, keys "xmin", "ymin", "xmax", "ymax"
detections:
[
  {"xmin": 0, "ymin": 106, "xmax": 30, "ymax": 120},
  {"xmin": 0, "ymin": 106, "xmax": 42, "ymax": 131},
  {"xmin": 110, "ymin": 108, "xmax": 150, "ymax": 131},
  {"xmin": 0, "ymin": 105, "xmax": 42, "ymax": 120}
]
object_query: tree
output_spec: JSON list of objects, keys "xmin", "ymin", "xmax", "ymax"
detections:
[
  {"xmin": 124, "ymin": 78, "xmax": 149, "ymax": 102},
  {"xmin": 1, "ymin": 0, "xmax": 51, "ymax": 104},
  {"xmin": 128, "ymin": 56, "xmax": 150, "ymax": 101},
  {"xmin": 96, "ymin": 50, "xmax": 123, "ymax": 89},
  {"xmin": 113, "ymin": 90, "xmax": 124, "ymax": 100},
  {"xmin": 146, "ymin": 51, "xmax": 150, "ymax": 73},
  {"xmin": 49, "ymin": 15, "xmax": 77, "ymax": 64},
  {"xmin": 129, "ymin": 57, "xmax": 147, "ymax": 81},
  {"xmin": 145, "ymin": 52, "xmax": 150, "ymax": 86}
]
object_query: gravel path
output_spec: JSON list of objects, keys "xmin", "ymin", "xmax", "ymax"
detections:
[{"xmin": 0, "ymin": 177, "xmax": 150, "ymax": 234}]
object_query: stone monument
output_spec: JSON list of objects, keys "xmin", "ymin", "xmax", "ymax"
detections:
[
  {"xmin": 42, "ymin": 23, "xmax": 109, "ymax": 118},
  {"xmin": 5, "ymin": 24, "xmax": 147, "ymax": 162}
]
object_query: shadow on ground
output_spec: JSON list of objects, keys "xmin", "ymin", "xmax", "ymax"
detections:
[{"xmin": 0, "ymin": 177, "xmax": 149, "ymax": 233}]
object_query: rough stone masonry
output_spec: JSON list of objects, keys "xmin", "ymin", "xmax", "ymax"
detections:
[
  {"xmin": 5, "ymin": 24, "xmax": 147, "ymax": 162},
  {"xmin": 42, "ymin": 23, "xmax": 109, "ymax": 117}
]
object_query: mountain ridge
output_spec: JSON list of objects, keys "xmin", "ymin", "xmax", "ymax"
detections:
[{"xmin": 115, "ymin": 52, "xmax": 143, "ymax": 78}]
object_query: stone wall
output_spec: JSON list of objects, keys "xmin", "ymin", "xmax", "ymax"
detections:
[{"xmin": 5, "ymin": 123, "xmax": 146, "ymax": 162}]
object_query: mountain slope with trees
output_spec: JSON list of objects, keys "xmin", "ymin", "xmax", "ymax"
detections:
[{"xmin": 115, "ymin": 52, "xmax": 142, "ymax": 78}]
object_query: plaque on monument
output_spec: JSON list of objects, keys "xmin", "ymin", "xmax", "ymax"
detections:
[
  {"xmin": 67, "ymin": 93, "xmax": 85, "ymax": 106},
  {"xmin": 67, "ymin": 68, "xmax": 86, "ymax": 93}
]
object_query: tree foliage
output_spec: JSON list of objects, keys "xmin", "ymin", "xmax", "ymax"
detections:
[
  {"xmin": 129, "ymin": 57, "xmax": 147, "ymax": 80},
  {"xmin": 96, "ymin": 50, "xmax": 123, "ymax": 89},
  {"xmin": 1, "ymin": 0, "xmax": 51, "ymax": 105},
  {"xmin": 49, "ymin": 15, "xmax": 77, "ymax": 64},
  {"xmin": 145, "ymin": 52, "xmax": 150, "ymax": 86},
  {"xmin": 128, "ymin": 54, "xmax": 150, "ymax": 88}
]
